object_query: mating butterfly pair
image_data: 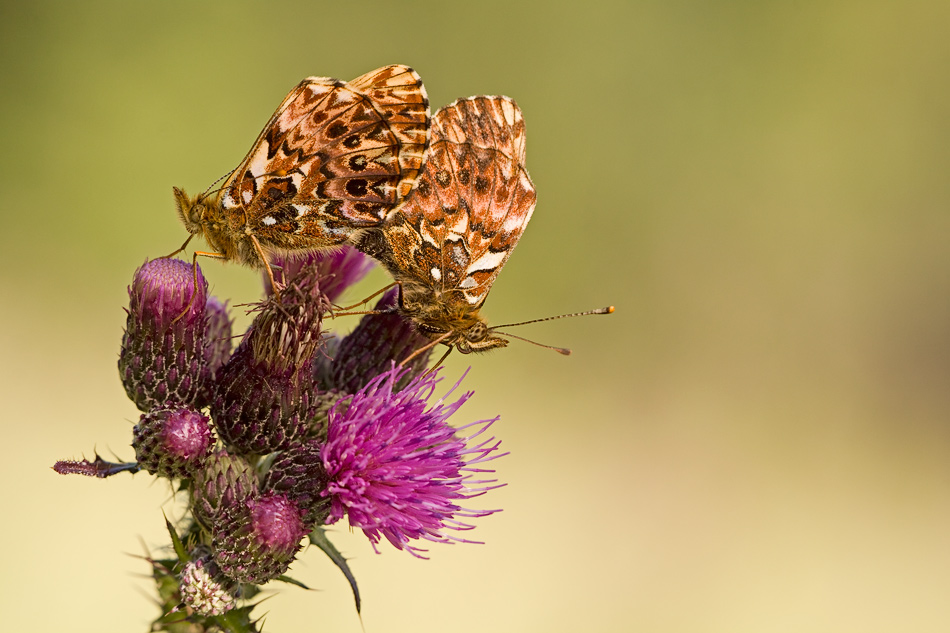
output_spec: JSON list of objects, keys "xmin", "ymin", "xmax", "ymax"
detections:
[{"xmin": 174, "ymin": 64, "xmax": 610, "ymax": 355}]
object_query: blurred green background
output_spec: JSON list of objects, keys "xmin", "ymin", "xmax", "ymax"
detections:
[{"xmin": 3, "ymin": 0, "xmax": 950, "ymax": 631}]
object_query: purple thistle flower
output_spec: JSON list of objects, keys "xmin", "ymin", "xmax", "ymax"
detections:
[
  {"xmin": 269, "ymin": 245, "xmax": 375, "ymax": 303},
  {"xmin": 118, "ymin": 258, "xmax": 209, "ymax": 411},
  {"xmin": 321, "ymin": 365, "xmax": 506, "ymax": 557}
]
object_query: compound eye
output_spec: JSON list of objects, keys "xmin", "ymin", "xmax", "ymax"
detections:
[{"xmin": 465, "ymin": 322, "xmax": 488, "ymax": 342}]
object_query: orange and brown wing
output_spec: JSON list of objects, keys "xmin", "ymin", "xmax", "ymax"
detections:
[
  {"xmin": 220, "ymin": 65, "xmax": 429, "ymax": 251},
  {"xmin": 390, "ymin": 96, "xmax": 535, "ymax": 306}
]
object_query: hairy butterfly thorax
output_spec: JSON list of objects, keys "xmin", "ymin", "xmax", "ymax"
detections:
[{"xmin": 170, "ymin": 65, "xmax": 430, "ymax": 289}]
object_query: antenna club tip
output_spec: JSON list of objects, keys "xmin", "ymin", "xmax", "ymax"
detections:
[
  {"xmin": 558, "ymin": 348, "xmax": 572, "ymax": 356},
  {"xmin": 600, "ymin": 306, "xmax": 615, "ymax": 314}
]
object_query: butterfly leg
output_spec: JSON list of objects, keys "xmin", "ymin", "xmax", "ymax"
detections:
[
  {"xmin": 159, "ymin": 234, "xmax": 194, "ymax": 260},
  {"xmin": 246, "ymin": 234, "xmax": 282, "ymax": 296},
  {"xmin": 421, "ymin": 345, "xmax": 454, "ymax": 377},
  {"xmin": 399, "ymin": 330, "xmax": 453, "ymax": 369},
  {"xmin": 333, "ymin": 281, "xmax": 400, "ymax": 313},
  {"xmin": 169, "ymin": 250, "xmax": 226, "ymax": 325}
]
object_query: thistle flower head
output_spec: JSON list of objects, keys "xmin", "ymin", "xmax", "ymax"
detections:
[
  {"xmin": 262, "ymin": 439, "xmax": 331, "ymax": 526},
  {"xmin": 119, "ymin": 258, "xmax": 210, "ymax": 410},
  {"xmin": 211, "ymin": 272, "xmax": 330, "ymax": 454},
  {"xmin": 129, "ymin": 257, "xmax": 207, "ymax": 331},
  {"xmin": 132, "ymin": 406, "xmax": 213, "ymax": 478},
  {"xmin": 178, "ymin": 554, "xmax": 236, "ymax": 617},
  {"xmin": 213, "ymin": 492, "xmax": 308, "ymax": 584},
  {"xmin": 321, "ymin": 366, "xmax": 505, "ymax": 557}
]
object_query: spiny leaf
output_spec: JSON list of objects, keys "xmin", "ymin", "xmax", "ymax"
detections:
[
  {"xmin": 275, "ymin": 574, "xmax": 312, "ymax": 590},
  {"xmin": 310, "ymin": 527, "xmax": 361, "ymax": 613},
  {"xmin": 164, "ymin": 514, "xmax": 190, "ymax": 564}
]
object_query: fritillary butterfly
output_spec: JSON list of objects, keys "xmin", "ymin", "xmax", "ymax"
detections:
[
  {"xmin": 173, "ymin": 65, "xmax": 430, "ymax": 280},
  {"xmin": 355, "ymin": 96, "xmax": 539, "ymax": 353}
]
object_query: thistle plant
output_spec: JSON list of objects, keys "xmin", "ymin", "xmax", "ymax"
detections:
[{"xmin": 54, "ymin": 247, "xmax": 506, "ymax": 632}]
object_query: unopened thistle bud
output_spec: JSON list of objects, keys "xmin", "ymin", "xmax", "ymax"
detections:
[
  {"xmin": 212, "ymin": 492, "xmax": 308, "ymax": 584},
  {"xmin": 132, "ymin": 406, "xmax": 213, "ymax": 478},
  {"xmin": 118, "ymin": 258, "xmax": 209, "ymax": 411},
  {"xmin": 329, "ymin": 288, "xmax": 432, "ymax": 393},
  {"xmin": 262, "ymin": 439, "xmax": 331, "ymax": 526},
  {"xmin": 179, "ymin": 554, "xmax": 236, "ymax": 617},
  {"xmin": 212, "ymin": 273, "xmax": 330, "ymax": 455},
  {"xmin": 191, "ymin": 449, "xmax": 259, "ymax": 531}
]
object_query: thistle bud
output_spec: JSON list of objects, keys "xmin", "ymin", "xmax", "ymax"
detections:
[
  {"xmin": 329, "ymin": 288, "xmax": 432, "ymax": 393},
  {"xmin": 211, "ymin": 274, "xmax": 329, "ymax": 455},
  {"xmin": 179, "ymin": 554, "xmax": 236, "ymax": 616},
  {"xmin": 132, "ymin": 406, "xmax": 213, "ymax": 478},
  {"xmin": 118, "ymin": 258, "xmax": 209, "ymax": 411},
  {"xmin": 191, "ymin": 449, "xmax": 259, "ymax": 531},
  {"xmin": 262, "ymin": 439, "xmax": 331, "ymax": 526},
  {"xmin": 212, "ymin": 492, "xmax": 307, "ymax": 584}
]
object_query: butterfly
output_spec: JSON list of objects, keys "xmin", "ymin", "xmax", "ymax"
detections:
[
  {"xmin": 172, "ymin": 65, "xmax": 430, "ymax": 287},
  {"xmin": 354, "ymin": 95, "xmax": 539, "ymax": 354}
]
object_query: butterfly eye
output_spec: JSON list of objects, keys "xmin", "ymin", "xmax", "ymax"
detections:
[
  {"xmin": 188, "ymin": 203, "xmax": 204, "ymax": 225},
  {"xmin": 465, "ymin": 322, "xmax": 488, "ymax": 342}
]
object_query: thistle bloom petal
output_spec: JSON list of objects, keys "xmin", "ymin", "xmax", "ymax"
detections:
[{"xmin": 321, "ymin": 366, "xmax": 505, "ymax": 557}]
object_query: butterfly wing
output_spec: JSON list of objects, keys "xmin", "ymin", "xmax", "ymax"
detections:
[
  {"xmin": 220, "ymin": 65, "xmax": 429, "ymax": 251},
  {"xmin": 389, "ymin": 96, "xmax": 536, "ymax": 307}
]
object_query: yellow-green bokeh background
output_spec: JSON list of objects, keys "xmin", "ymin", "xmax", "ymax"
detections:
[{"xmin": 3, "ymin": 1, "xmax": 950, "ymax": 631}]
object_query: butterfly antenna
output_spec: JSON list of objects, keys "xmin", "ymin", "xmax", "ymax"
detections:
[
  {"xmin": 201, "ymin": 165, "xmax": 286, "ymax": 201},
  {"xmin": 492, "ymin": 306, "xmax": 615, "ymax": 329},
  {"xmin": 490, "ymin": 305, "xmax": 615, "ymax": 356},
  {"xmin": 491, "ymin": 330, "xmax": 572, "ymax": 355},
  {"xmin": 199, "ymin": 168, "xmax": 238, "ymax": 201}
]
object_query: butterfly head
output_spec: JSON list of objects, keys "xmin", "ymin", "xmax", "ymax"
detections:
[
  {"xmin": 455, "ymin": 320, "xmax": 510, "ymax": 354},
  {"xmin": 173, "ymin": 186, "xmax": 246, "ymax": 262},
  {"xmin": 402, "ymin": 291, "xmax": 509, "ymax": 354},
  {"xmin": 173, "ymin": 187, "xmax": 214, "ymax": 236}
]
